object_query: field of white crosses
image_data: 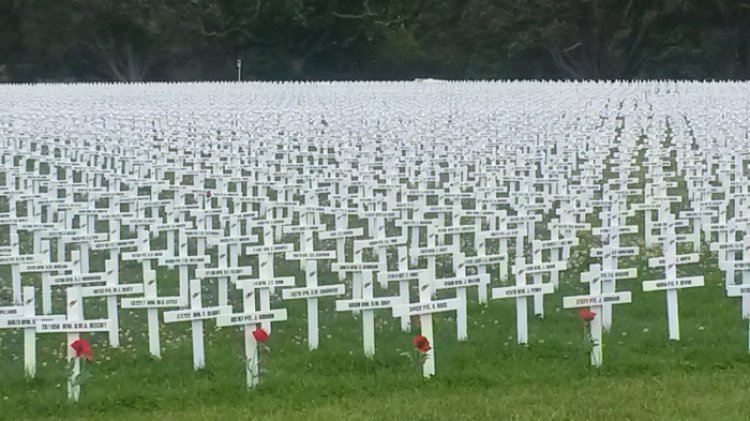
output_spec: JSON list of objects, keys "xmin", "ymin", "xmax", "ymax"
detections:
[{"xmin": 2, "ymin": 81, "xmax": 750, "ymax": 419}]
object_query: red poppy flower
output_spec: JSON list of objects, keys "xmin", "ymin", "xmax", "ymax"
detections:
[
  {"xmin": 412, "ymin": 335, "xmax": 431, "ymax": 353},
  {"xmin": 70, "ymin": 339, "xmax": 93, "ymax": 361},
  {"xmin": 252, "ymin": 327, "xmax": 269, "ymax": 343},
  {"xmin": 206, "ymin": 191, "xmax": 212, "ymax": 199},
  {"xmin": 578, "ymin": 309, "xmax": 596, "ymax": 322}
]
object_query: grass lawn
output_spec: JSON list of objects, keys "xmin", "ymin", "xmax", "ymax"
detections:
[
  {"xmin": 1, "ymin": 133, "xmax": 749, "ymax": 419},
  {"xmin": 1, "ymin": 236, "xmax": 750, "ymax": 420}
]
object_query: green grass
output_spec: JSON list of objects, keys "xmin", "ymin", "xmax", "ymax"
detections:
[
  {"xmin": 1, "ymin": 240, "xmax": 749, "ymax": 420},
  {"xmin": 2, "ymin": 128, "xmax": 750, "ymax": 419}
]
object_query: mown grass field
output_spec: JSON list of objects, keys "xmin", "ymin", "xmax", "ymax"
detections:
[
  {"xmin": 2, "ymin": 132, "xmax": 750, "ymax": 420},
  {"xmin": 1, "ymin": 230, "xmax": 749, "ymax": 420}
]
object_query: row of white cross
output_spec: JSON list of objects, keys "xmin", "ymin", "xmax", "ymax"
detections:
[{"xmin": 0, "ymin": 82, "xmax": 748, "ymax": 393}]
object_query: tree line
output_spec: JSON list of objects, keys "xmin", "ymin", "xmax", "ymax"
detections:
[{"xmin": 1, "ymin": 0, "xmax": 748, "ymax": 82}]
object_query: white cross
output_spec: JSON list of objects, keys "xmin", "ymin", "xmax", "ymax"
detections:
[
  {"xmin": 392, "ymin": 271, "xmax": 462, "ymax": 378},
  {"xmin": 164, "ymin": 279, "xmax": 231, "ymax": 370},
  {"xmin": 644, "ymin": 214, "xmax": 704, "ymax": 340},
  {"xmin": 218, "ymin": 275, "xmax": 290, "ymax": 388},
  {"xmin": 563, "ymin": 264, "xmax": 632, "ymax": 367},
  {"xmin": 37, "ymin": 286, "xmax": 110, "ymax": 401},
  {"xmin": 491, "ymin": 257, "xmax": 555, "ymax": 344},
  {"xmin": 0, "ymin": 286, "xmax": 65, "ymax": 378}
]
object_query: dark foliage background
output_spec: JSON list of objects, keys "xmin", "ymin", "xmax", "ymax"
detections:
[{"xmin": 1, "ymin": 0, "xmax": 747, "ymax": 82}]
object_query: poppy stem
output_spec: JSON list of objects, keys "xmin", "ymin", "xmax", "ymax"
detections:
[{"xmin": 67, "ymin": 357, "xmax": 81, "ymax": 402}]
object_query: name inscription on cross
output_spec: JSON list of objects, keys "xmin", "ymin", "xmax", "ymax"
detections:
[
  {"xmin": 17, "ymin": 219, "xmax": 58, "ymax": 313},
  {"xmin": 432, "ymin": 252, "xmax": 489, "ymax": 341},
  {"xmin": 91, "ymin": 208, "xmax": 140, "ymax": 346},
  {"xmin": 491, "ymin": 257, "xmax": 555, "ymax": 344},
  {"xmin": 0, "ymin": 286, "xmax": 66, "ymax": 378},
  {"xmin": 36, "ymin": 286, "xmax": 110, "ymax": 401},
  {"xmin": 152, "ymin": 221, "xmax": 193, "ymax": 303},
  {"xmin": 281, "ymin": 244, "xmax": 342, "ymax": 350},
  {"xmin": 531, "ymin": 237, "xmax": 578, "ymax": 289},
  {"xmin": 476, "ymin": 226, "xmax": 527, "ymax": 282},
  {"xmin": 563, "ymin": 264, "xmax": 632, "ymax": 366},
  {"xmin": 545, "ymin": 215, "xmax": 590, "ymax": 274},
  {"xmin": 354, "ymin": 235, "xmax": 407, "ymax": 307},
  {"xmin": 333, "ymin": 261, "xmax": 398, "ymax": 357},
  {"xmin": 217, "ymin": 274, "xmax": 290, "ymax": 389},
  {"xmin": 319, "ymin": 226, "xmax": 365, "ymax": 281},
  {"xmin": 392, "ymin": 271, "xmax": 462, "ymax": 378},
  {"xmin": 164, "ymin": 278, "xmax": 231, "ymax": 370},
  {"xmin": 377, "ymin": 247, "xmax": 423, "ymax": 332},
  {"xmin": 590, "ymin": 202, "xmax": 638, "ymax": 331},
  {"xmin": 121, "ymin": 229, "xmax": 183, "ymax": 357},
  {"xmin": 713, "ymin": 232, "xmax": 750, "ymax": 318},
  {"xmin": 644, "ymin": 213, "xmax": 704, "ymax": 341},
  {"xmin": 0, "ymin": 212, "xmax": 42, "ymax": 304},
  {"xmin": 706, "ymin": 217, "xmax": 738, "ymax": 286},
  {"xmin": 20, "ymin": 253, "xmax": 75, "ymax": 313}
]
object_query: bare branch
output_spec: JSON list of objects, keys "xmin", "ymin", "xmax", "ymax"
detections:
[
  {"xmin": 176, "ymin": 0, "xmax": 261, "ymax": 42},
  {"xmin": 563, "ymin": 42, "xmax": 582, "ymax": 53},
  {"xmin": 331, "ymin": 11, "xmax": 376, "ymax": 19},
  {"xmin": 548, "ymin": 46, "xmax": 581, "ymax": 79},
  {"xmin": 332, "ymin": 0, "xmax": 376, "ymax": 19}
]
